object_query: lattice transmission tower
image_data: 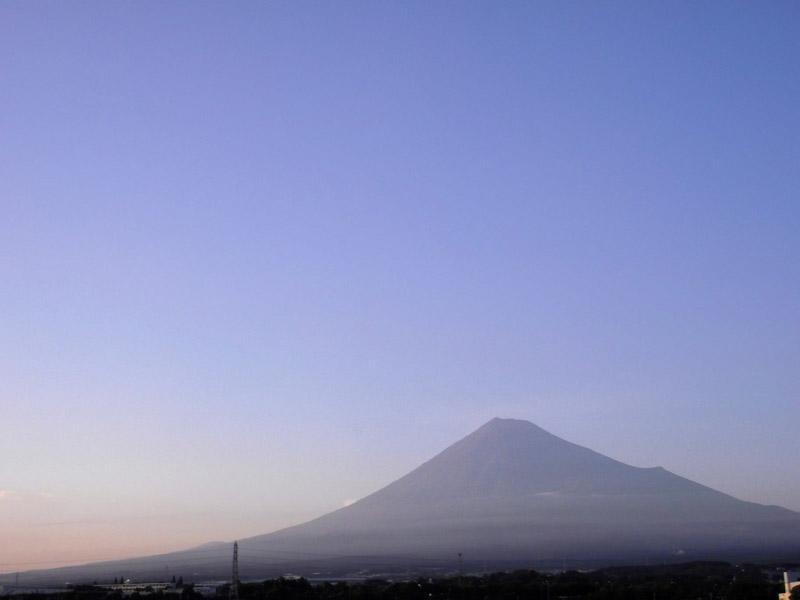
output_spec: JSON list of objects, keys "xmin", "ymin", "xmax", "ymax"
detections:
[{"xmin": 229, "ymin": 541, "xmax": 240, "ymax": 600}]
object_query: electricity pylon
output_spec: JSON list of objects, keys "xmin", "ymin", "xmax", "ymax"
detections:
[{"xmin": 229, "ymin": 541, "xmax": 239, "ymax": 600}]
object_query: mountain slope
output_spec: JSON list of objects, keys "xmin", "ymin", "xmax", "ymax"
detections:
[
  {"xmin": 242, "ymin": 418, "xmax": 798, "ymax": 560},
  {"xmin": 5, "ymin": 418, "xmax": 799, "ymax": 584},
  {"xmin": 242, "ymin": 419, "xmax": 800, "ymax": 559}
]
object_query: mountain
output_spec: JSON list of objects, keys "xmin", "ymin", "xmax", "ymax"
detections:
[
  {"xmin": 241, "ymin": 418, "xmax": 799, "ymax": 561},
  {"xmin": 5, "ymin": 418, "xmax": 799, "ymax": 583}
]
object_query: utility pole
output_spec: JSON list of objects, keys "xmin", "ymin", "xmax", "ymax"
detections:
[{"xmin": 229, "ymin": 541, "xmax": 240, "ymax": 600}]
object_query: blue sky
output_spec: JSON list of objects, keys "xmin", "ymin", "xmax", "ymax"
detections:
[{"xmin": 1, "ymin": 1, "xmax": 798, "ymax": 570}]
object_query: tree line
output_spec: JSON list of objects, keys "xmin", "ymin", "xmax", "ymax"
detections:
[{"xmin": 9, "ymin": 562, "xmax": 798, "ymax": 600}]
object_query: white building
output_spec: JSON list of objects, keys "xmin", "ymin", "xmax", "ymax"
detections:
[{"xmin": 100, "ymin": 582, "xmax": 177, "ymax": 596}]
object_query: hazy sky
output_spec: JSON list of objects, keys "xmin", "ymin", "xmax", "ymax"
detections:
[{"xmin": 1, "ymin": 1, "xmax": 798, "ymax": 573}]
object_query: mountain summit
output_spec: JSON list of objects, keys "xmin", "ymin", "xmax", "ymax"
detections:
[{"xmin": 6, "ymin": 418, "xmax": 799, "ymax": 583}]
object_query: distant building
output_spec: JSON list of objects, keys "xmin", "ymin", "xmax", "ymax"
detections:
[
  {"xmin": 99, "ymin": 582, "xmax": 177, "ymax": 596},
  {"xmin": 194, "ymin": 583, "xmax": 225, "ymax": 597},
  {"xmin": 779, "ymin": 572, "xmax": 800, "ymax": 600}
]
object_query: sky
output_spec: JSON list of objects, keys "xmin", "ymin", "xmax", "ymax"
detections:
[{"xmin": 1, "ymin": 0, "xmax": 799, "ymax": 574}]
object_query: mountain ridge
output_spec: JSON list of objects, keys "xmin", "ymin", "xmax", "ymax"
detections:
[
  {"xmin": 4, "ymin": 417, "xmax": 798, "ymax": 583},
  {"xmin": 237, "ymin": 417, "xmax": 797, "ymax": 567}
]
